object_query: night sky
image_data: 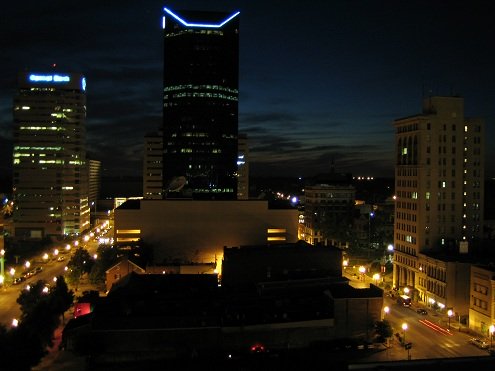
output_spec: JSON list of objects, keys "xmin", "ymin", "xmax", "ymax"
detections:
[{"xmin": 1, "ymin": 0, "xmax": 494, "ymax": 180}]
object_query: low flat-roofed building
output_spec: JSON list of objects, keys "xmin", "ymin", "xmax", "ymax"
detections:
[
  {"xmin": 65, "ymin": 271, "xmax": 382, "ymax": 365},
  {"xmin": 469, "ymin": 263, "xmax": 495, "ymax": 337},
  {"xmin": 114, "ymin": 199, "xmax": 299, "ymax": 264},
  {"xmin": 415, "ymin": 249, "xmax": 476, "ymax": 321},
  {"xmin": 221, "ymin": 241, "xmax": 343, "ymax": 288}
]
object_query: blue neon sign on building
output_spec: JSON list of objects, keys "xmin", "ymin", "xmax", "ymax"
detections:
[
  {"xmin": 162, "ymin": 7, "xmax": 240, "ymax": 29},
  {"xmin": 29, "ymin": 74, "xmax": 71, "ymax": 83}
]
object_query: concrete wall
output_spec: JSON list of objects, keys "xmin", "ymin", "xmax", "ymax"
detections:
[
  {"xmin": 333, "ymin": 296, "xmax": 383, "ymax": 340},
  {"xmin": 114, "ymin": 200, "xmax": 299, "ymax": 264}
]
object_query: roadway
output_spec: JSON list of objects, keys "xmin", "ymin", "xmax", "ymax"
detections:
[{"xmin": 0, "ymin": 221, "xmax": 110, "ymax": 327}]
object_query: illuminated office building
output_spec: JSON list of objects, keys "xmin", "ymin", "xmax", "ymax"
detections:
[
  {"xmin": 143, "ymin": 130, "xmax": 163, "ymax": 199},
  {"xmin": 237, "ymin": 133, "xmax": 249, "ymax": 200},
  {"xmin": 162, "ymin": 7, "xmax": 240, "ymax": 199},
  {"xmin": 393, "ymin": 96, "xmax": 484, "ymax": 305},
  {"xmin": 88, "ymin": 157, "xmax": 101, "ymax": 216},
  {"xmin": 12, "ymin": 71, "xmax": 90, "ymax": 239}
]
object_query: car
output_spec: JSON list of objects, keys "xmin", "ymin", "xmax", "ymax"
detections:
[
  {"xmin": 468, "ymin": 338, "xmax": 489, "ymax": 349},
  {"xmin": 416, "ymin": 308, "xmax": 428, "ymax": 315},
  {"xmin": 57, "ymin": 256, "xmax": 65, "ymax": 262},
  {"xmin": 12, "ymin": 277, "xmax": 25, "ymax": 285}
]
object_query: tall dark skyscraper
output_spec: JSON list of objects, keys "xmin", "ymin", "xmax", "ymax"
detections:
[{"xmin": 162, "ymin": 7, "xmax": 240, "ymax": 200}]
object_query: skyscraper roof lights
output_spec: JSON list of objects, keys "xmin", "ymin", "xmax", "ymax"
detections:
[{"xmin": 163, "ymin": 7, "xmax": 240, "ymax": 29}]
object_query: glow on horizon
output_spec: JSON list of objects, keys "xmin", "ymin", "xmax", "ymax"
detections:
[{"xmin": 162, "ymin": 7, "xmax": 240, "ymax": 29}]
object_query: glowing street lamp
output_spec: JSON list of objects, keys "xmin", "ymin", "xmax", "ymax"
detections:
[
  {"xmin": 403, "ymin": 287, "xmax": 410, "ymax": 295},
  {"xmin": 373, "ymin": 273, "xmax": 381, "ymax": 285},
  {"xmin": 12, "ymin": 318, "xmax": 18, "ymax": 327},
  {"xmin": 359, "ymin": 265, "xmax": 366, "ymax": 281},
  {"xmin": 0, "ymin": 249, "xmax": 5, "ymax": 285},
  {"xmin": 447, "ymin": 309, "xmax": 453, "ymax": 330},
  {"xmin": 402, "ymin": 323, "xmax": 408, "ymax": 344},
  {"xmin": 383, "ymin": 306, "xmax": 390, "ymax": 320},
  {"xmin": 489, "ymin": 324, "xmax": 494, "ymax": 349},
  {"xmin": 25, "ymin": 261, "xmax": 31, "ymax": 269}
]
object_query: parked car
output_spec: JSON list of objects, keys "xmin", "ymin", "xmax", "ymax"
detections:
[
  {"xmin": 12, "ymin": 277, "xmax": 25, "ymax": 285},
  {"xmin": 416, "ymin": 308, "xmax": 428, "ymax": 315},
  {"xmin": 468, "ymin": 338, "xmax": 489, "ymax": 349}
]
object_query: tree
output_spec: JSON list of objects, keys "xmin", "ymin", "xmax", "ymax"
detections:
[
  {"xmin": 66, "ymin": 247, "xmax": 94, "ymax": 285},
  {"xmin": 89, "ymin": 245, "xmax": 118, "ymax": 286},
  {"xmin": 49, "ymin": 276, "xmax": 74, "ymax": 321},
  {"xmin": 374, "ymin": 319, "xmax": 393, "ymax": 343},
  {"xmin": 17, "ymin": 280, "xmax": 49, "ymax": 320}
]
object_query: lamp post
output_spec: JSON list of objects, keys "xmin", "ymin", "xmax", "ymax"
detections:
[
  {"xmin": 368, "ymin": 211, "xmax": 374, "ymax": 249},
  {"xmin": 0, "ymin": 249, "xmax": 5, "ymax": 286},
  {"xmin": 383, "ymin": 306, "xmax": 390, "ymax": 320},
  {"xmin": 373, "ymin": 273, "xmax": 381, "ymax": 286},
  {"xmin": 359, "ymin": 265, "xmax": 366, "ymax": 281},
  {"xmin": 489, "ymin": 325, "xmax": 494, "ymax": 350},
  {"xmin": 402, "ymin": 323, "xmax": 408, "ymax": 344},
  {"xmin": 447, "ymin": 309, "xmax": 453, "ymax": 330}
]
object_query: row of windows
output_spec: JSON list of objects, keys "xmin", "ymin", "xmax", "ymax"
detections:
[
  {"xmin": 166, "ymin": 92, "xmax": 238, "ymax": 101},
  {"xmin": 396, "ymin": 123, "xmax": 418, "ymax": 133},
  {"xmin": 396, "ymin": 179, "xmax": 418, "ymax": 188},
  {"xmin": 396, "ymin": 200, "xmax": 418, "ymax": 210},
  {"xmin": 396, "ymin": 168, "xmax": 418, "ymax": 177},
  {"xmin": 394, "ymin": 249, "xmax": 417, "ymax": 265},
  {"xmin": 473, "ymin": 283, "xmax": 488, "ymax": 295},
  {"xmin": 473, "ymin": 297, "xmax": 488, "ymax": 311},
  {"xmin": 396, "ymin": 210, "xmax": 417, "ymax": 222},
  {"xmin": 421, "ymin": 265, "xmax": 446, "ymax": 282},
  {"xmin": 164, "ymin": 84, "xmax": 237, "ymax": 94},
  {"xmin": 395, "ymin": 223, "xmax": 417, "ymax": 233},
  {"xmin": 396, "ymin": 232, "xmax": 417, "ymax": 244},
  {"xmin": 165, "ymin": 29, "xmax": 224, "ymax": 37},
  {"xmin": 306, "ymin": 192, "xmax": 354, "ymax": 199},
  {"xmin": 423, "ymin": 279, "xmax": 445, "ymax": 299}
]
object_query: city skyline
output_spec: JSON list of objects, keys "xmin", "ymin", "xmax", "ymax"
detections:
[{"xmin": 1, "ymin": 0, "xmax": 494, "ymax": 180}]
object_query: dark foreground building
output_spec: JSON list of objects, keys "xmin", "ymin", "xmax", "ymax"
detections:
[
  {"xmin": 162, "ymin": 7, "xmax": 240, "ymax": 200},
  {"xmin": 62, "ymin": 243, "xmax": 383, "ymax": 369}
]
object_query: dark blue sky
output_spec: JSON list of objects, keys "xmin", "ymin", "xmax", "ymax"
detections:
[{"xmin": 1, "ymin": 0, "xmax": 494, "ymax": 179}]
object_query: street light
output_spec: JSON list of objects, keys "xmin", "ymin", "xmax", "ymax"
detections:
[
  {"xmin": 383, "ymin": 306, "xmax": 390, "ymax": 320},
  {"xmin": 373, "ymin": 273, "xmax": 381, "ymax": 285},
  {"xmin": 368, "ymin": 211, "xmax": 375, "ymax": 248},
  {"xmin": 402, "ymin": 323, "xmax": 408, "ymax": 344},
  {"xmin": 359, "ymin": 266, "xmax": 366, "ymax": 281},
  {"xmin": 447, "ymin": 309, "xmax": 453, "ymax": 330},
  {"xmin": 0, "ymin": 249, "xmax": 5, "ymax": 285},
  {"xmin": 489, "ymin": 324, "xmax": 494, "ymax": 349}
]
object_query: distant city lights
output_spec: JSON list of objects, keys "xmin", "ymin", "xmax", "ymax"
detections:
[{"xmin": 353, "ymin": 176, "xmax": 375, "ymax": 180}]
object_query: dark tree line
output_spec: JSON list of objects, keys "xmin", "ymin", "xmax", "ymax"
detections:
[{"xmin": 0, "ymin": 276, "xmax": 74, "ymax": 370}]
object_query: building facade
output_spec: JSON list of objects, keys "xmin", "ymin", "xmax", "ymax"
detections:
[
  {"xmin": 87, "ymin": 158, "xmax": 101, "ymax": 209},
  {"xmin": 469, "ymin": 264, "xmax": 495, "ymax": 338},
  {"xmin": 301, "ymin": 184, "xmax": 355, "ymax": 247},
  {"xmin": 12, "ymin": 71, "xmax": 90, "ymax": 239},
  {"xmin": 236, "ymin": 133, "xmax": 249, "ymax": 200},
  {"xmin": 113, "ymin": 199, "xmax": 299, "ymax": 266},
  {"xmin": 143, "ymin": 130, "xmax": 163, "ymax": 199},
  {"xmin": 393, "ymin": 96, "xmax": 485, "ymax": 309},
  {"xmin": 162, "ymin": 8, "xmax": 240, "ymax": 200}
]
